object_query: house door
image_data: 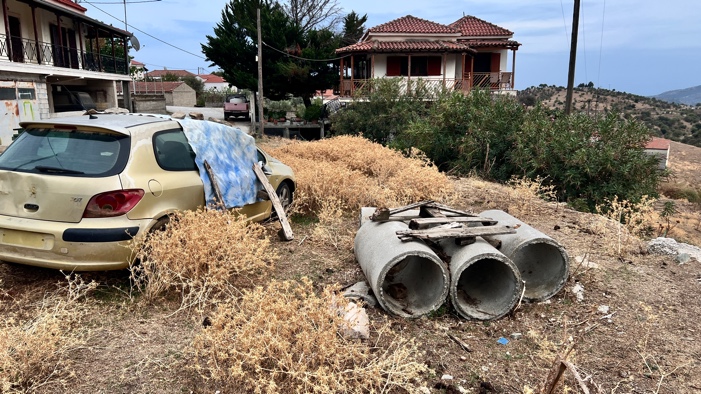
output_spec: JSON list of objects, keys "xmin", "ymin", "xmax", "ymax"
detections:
[
  {"xmin": 9, "ymin": 16, "xmax": 23, "ymax": 63},
  {"xmin": 64, "ymin": 28, "xmax": 79, "ymax": 69}
]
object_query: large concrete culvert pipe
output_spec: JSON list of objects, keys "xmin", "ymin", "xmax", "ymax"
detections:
[
  {"xmin": 480, "ymin": 210, "xmax": 569, "ymax": 302},
  {"xmin": 441, "ymin": 239, "xmax": 523, "ymax": 320},
  {"xmin": 354, "ymin": 219, "xmax": 449, "ymax": 318}
]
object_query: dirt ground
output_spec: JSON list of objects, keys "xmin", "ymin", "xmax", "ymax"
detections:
[{"xmin": 2, "ymin": 146, "xmax": 701, "ymax": 393}]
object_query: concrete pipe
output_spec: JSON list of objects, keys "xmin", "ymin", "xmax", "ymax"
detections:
[
  {"xmin": 441, "ymin": 238, "xmax": 523, "ymax": 320},
  {"xmin": 480, "ymin": 210, "xmax": 569, "ymax": 302},
  {"xmin": 354, "ymin": 220, "xmax": 449, "ymax": 318}
]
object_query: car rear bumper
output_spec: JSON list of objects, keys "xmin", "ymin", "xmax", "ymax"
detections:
[{"xmin": 0, "ymin": 215, "xmax": 154, "ymax": 271}]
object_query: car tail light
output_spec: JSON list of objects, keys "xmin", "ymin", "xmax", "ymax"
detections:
[{"xmin": 83, "ymin": 189, "xmax": 145, "ymax": 218}]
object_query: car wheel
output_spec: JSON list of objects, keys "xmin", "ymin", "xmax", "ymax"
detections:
[{"xmin": 275, "ymin": 182, "xmax": 292, "ymax": 213}]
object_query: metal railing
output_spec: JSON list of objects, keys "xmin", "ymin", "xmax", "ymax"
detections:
[
  {"xmin": 1, "ymin": 34, "xmax": 128, "ymax": 75},
  {"xmin": 338, "ymin": 72, "xmax": 514, "ymax": 97}
]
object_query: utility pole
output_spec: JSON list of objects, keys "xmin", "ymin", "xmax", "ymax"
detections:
[
  {"xmin": 564, "ymin": 0, "xmax": 580, "ymax": 115},
  {"xmin": 256, "ymin": 8, "xmax": 264, "ymax": 139}
]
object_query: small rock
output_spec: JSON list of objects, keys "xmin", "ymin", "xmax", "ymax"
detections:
[
  {"xmin": 572, "ymin": 283, "xmax": 585, "ymax": 302},
  {"xmin": 457, "ymin": 385, "xmax": 469, "ymax": 394},
  {"xmin": 419, "ymin": 387, "xmax": 431, "ymax": 394},
  {"xmin": 676, "ymin": 253, "xmax": 691, "ymax": 264},
  {"xmin": 441, "ymin": 374, "xmax": 454, "ymax": 380},
  {"xmin": 460, "ymin": 356, "xmax": 467, "ymax": 361},
  {"xmin": 188, "ymin": 112, "xmax": 204, "ymax": 120},
  {"xmin": 619, "ymin": 371, "xmax": 629, "ymax": 378},
  {"xmin": 342, "ymin": 281, "xmax": 378, "ymax": 307},
  {"xmin": 481, "ymin": 365, "xmax": 489, "ymax": 372},
  {"xmin": 597, "ymin": 305, "xmax": 610, "ymax": 314},
  {"xmin": 510, "ymin": 332, "xmax": 522, "ymax": 340},
  {"xmin": 170, "ymin": 112, "xmax": 186, "ymax": 119}
]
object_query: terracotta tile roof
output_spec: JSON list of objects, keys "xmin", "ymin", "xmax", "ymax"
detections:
[
  {"xmin": 368, "ymin": 15, "xmax": 459, "ymax": 35},
  {"xmin": 130, "ymin": 60, "xmax": 145, "ymax": 66},
  {"xmin": 52, "ymin": 0, "xmax": 87, "ymax": 13},
  {"xmin": 462, "ymin": 39, "xmax": 521, "ymax": 48},
  {"xmin": 645, "ymin": 137, "xmax": 671, "ymax": 150},
  {"xmin": 199, "ymin": 74, "xmax": 226, "ymax": 83},
  {"xmin": 450, "ymin": 15, "xmax": 513, "ymax": 37},
  {"xmin": 117, "ymin": 81, "xmax": 191, "ymax": 94},
  {"xmin": 337, "ymin": 40, "xmax": 475, "ymax": 54},
  {"xmin": 146, "ymin": 69, "xmax": 195, "ymax": 78}
]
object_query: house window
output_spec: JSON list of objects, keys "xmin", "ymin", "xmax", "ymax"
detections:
[
  {"xmin": 387, "ymin": 56, "xmax": 442, "ymax": 77},
  {"xmin": 0, "ymin": 88, "xmax": 16, "ymax": 100}
]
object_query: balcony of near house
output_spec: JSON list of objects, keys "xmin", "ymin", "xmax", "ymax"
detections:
[
  {"xmin": 1, "ymin": 0, "xmax": 131, "ymax": 77},
  {"xmin": 336, "ymin": 52, "xmax": 516, "ymax": 99}
]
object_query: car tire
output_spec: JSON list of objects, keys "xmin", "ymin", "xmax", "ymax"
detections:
[
  {"xmin": 275, "ymin": 182, "xmax": 293, "ymax": 213},
  {"xmin": 224, "ymin": 112, "xmax": 232, "ymax": 120}
]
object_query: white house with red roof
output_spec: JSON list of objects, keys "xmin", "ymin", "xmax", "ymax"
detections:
[
  {"xmin": 130, "ymin": 59, "xmax": 147, "ymax": 80},
  {"xmin": 644, "ymin": 137, "xmax": 671, "ymax": 169},
  {"xmin": 145, "ymin": 69, "xmax": 196, "ymax": 81},
  {"xmin": 335, "ymin": 15, "xmax": 520, "ymax": 97},
  {"xmin": 197, "ymin": 73, "xmax": 231, "ymax": 91},
  {"xmin": 0, "ymin": 0, "xmax": 134, "ymax": 143}
]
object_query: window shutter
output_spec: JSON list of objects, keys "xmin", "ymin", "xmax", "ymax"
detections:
[
  {"xmin": 427, "ymin": 56, "xmax": 441, "ymax": 76},
  {"xmin": 387, "ymin": 56, "xmax": 401, "ymax": 76}
]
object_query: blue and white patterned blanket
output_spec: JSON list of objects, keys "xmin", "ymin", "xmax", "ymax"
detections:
[{"xmin": 177, "ymin": 118, "xmax": 259, "ymax": 208}]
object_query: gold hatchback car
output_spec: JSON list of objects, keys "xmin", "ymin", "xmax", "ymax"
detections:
[{"xmin": 0, "ymin": 114, "xmax": 295, "ymax": 271}]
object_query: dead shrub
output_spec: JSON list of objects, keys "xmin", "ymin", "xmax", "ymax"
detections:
[
  {"xmin": 192, "ymin": 278, "xmax": 428, "ymax": 393},
  {"xmin": 506, "ymin": 175, "xmax": 558, "ymax": 216},
  {"xmin": 266, "ymin": 135, "xmax": 453, "ymax": 215},
  {"xmin": 311, "ymin": 197, "xmax": 353, "ymax": 250},
  {"xmin": 0, "ymin": 274, "xmax": 96, "ymax": 393},
  {"xmin": 129, "ymin": 208, "xmax": 277, "ymax": 309},
  {"xmin": 591, "ymin": 195, "xmax": 656, "ymax": 257}
]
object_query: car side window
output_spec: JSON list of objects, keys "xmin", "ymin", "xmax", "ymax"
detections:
[
  {"xmin": 257, "ymin": 149, "xmax": 266, "ymax": 164},
  {"xmin": 153, "ymin": 129, "xmax": 198, "ymax": 171}
]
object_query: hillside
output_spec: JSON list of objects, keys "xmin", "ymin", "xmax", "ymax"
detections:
[
  {"xmin": 518, "ymin": 85, "xmax": 701, "ymax": 147},
  {"xmin": 654, "ymin": 85, "xmax": 701, "ymax": 106}
]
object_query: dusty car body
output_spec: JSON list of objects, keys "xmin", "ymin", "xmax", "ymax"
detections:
[{"xmin": 0, "ymin": 114, "xmax": 294, "ymax": 271}]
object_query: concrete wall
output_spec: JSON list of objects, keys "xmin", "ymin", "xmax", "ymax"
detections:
[
  {"xmin": 165, "ymin": 85, "xmax": 196, "ymax": 106},
  {"xmin": 118, "ymin": 95, "xmax": 167, "ymax": 114}
]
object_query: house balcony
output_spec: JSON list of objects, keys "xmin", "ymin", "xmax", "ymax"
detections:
[
  {"xmin": 336, "ymin": 72, "xmax": 514, "ymax": 98},
  {"xmin": 0, "ymin": 34, "xmax": 128, "ymax": 76}
]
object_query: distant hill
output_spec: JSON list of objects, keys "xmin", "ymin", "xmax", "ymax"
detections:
[
  {"xmin": 518, "ymin": 84, "xmax": 701, "ymax": 147},
  {"xmin": 653, "ymin": 85, "xmax": 701, "ymax": 106}
]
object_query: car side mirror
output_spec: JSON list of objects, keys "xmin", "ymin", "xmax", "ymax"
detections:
[{"xmin": 259, "ymin": 161, "xmax": 272, "ymax": 175}]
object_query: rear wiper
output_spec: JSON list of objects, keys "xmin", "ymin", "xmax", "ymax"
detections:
[{"xmin": 34, "ymin": 165, "xmax": 84, "ymax": 175}]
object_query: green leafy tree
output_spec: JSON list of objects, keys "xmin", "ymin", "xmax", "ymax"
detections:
[
  {"xmin": 161, "ymin": 72, "xmax": 181, "ymax": 82},
  {"xmin": 182, "ymin": 75, "xmax": 205, "ymax": 94},
  {"xmin": 202, "ymin": 0, "xmax": 338, "ymax": 103}
]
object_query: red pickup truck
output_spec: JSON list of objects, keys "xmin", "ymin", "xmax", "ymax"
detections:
[{"xmin": 224, "ymin": 94, "xmax": 250, "ymax": 120}]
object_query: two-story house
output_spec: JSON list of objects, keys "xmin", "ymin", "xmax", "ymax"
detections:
[
  {"xmin": 335, "ymin": 15, "xmax": 520, "ymax": 97},
  {"xmin": 1, "ymin": 0, "xmax": 132, "ymax": 145}
]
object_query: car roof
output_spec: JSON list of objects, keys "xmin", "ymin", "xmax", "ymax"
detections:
[{"xmin": 20, "ymin": 114, "xmax": 175, "ymax": 135}]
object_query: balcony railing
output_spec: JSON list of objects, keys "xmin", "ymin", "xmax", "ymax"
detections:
[
  {"xmin": 1, "ymin": 34, "xmax": 128, "ymax": 75},
  {"xmin": 338, "ymin": 72, "xmax": 514, "ymax": 97}
]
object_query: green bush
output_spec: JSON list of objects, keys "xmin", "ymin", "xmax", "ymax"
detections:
[
  {"xmin": 330, "ymin": 78, "xmax": 430, "ymax": 145},
  {"xmin": 303, "ymin": 103, "xmax": 323, "ymax": 121}
]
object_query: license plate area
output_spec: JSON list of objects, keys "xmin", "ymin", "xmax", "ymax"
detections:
[{"xmin": 1, "ymin": 229, "xmax": 55, "ymax": 250}]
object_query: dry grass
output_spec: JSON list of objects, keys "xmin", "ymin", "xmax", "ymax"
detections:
[
  {"xmin": 192, "ymin": 278, "xmax": 428, "ymax": 393},
  {"xmin": 590, "ymin": 196, "xmax": 656, "ymax": 257},
  {"xmin": 129, "ymin": 208, "xmax": 277, "ymax": 310},
  {"xmin": 0, "ymin": 274, "xmax": 96, "ymax": 393},
  {"xmin": 266, "ymin": 135, "xmax": 453, "ymax": 216}
]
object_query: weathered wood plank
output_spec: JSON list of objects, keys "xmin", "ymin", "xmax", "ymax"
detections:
[
  {"xmin": 204, "ymin": 160, "xmax": 225, "ymax": 211},
  {"xmin": 252, "ymin": 163, "xmax": 294, "ymax": 241},
  {"xmin": 408, "ymin": 217, "xmax": 498, "ymax": 230},
  {"xmin": 396, "ymin": 225, "xmax": 516, "ymax": 242}
]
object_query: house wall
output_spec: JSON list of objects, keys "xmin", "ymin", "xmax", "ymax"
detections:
[
  {"xmin": 0, "ymin": 73, "xmax": 47, "ymax": 145},
  {"xmin": 371, "ymin": 53, "xmax": 458, "ymax": 80}
]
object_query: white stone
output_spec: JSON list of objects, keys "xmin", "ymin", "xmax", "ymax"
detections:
[
  {"xmin": 598, "ymin": 305, "xmax": 610, "ymax": 314},
  {"xmin": 572, "ymin": 283, "xmax": 585, "ymax": 302},
  {"xmin": 441, "ymin": 374, "xmax": 454, "ymax": 380}
]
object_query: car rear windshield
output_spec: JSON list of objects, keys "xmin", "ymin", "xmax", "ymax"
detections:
[{"xmin": 0, "ymin": 128, "xmax": 129, "ymax": 177}]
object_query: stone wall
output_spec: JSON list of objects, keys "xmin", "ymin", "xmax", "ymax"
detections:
[{"xmin": 118, "ymin": 95, "xmax": 167, "ymax": 114}]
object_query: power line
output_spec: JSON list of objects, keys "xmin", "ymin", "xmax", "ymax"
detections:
[
  {"xmin": 262, "ymin": 41, "xmax": 349, "ymax": 62},
  {"xmin": 597, "ymin": 0, "xmax": 606, "ymax": 88},
  {"xmin": 560, "ymin": 0, "xmax": 570, "ymax": 48},
  {"xmin": 81, "ymin": 0, "xmax": 206, "ymax": 59}
]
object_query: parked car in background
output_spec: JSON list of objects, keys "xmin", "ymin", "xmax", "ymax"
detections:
[
  {"xmin": 0, "ymin": 114, "xmax": 295, "ymax": 271},
  {"xmin": 52, "ymin": 90, "xmax": 97, "ymax": 112},
  {"xmin": 223, "ymin": 94, "xmax": 250, "ymax": 120}
]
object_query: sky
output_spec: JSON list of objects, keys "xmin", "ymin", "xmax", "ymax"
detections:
[{"xmin": 82, "ymin": 0, "xmax": 701, "ymax": 97}]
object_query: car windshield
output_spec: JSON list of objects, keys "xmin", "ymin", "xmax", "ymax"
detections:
[{"xmin": 0, "ymin": 128, "xmax": 129, "ymax": 177}]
